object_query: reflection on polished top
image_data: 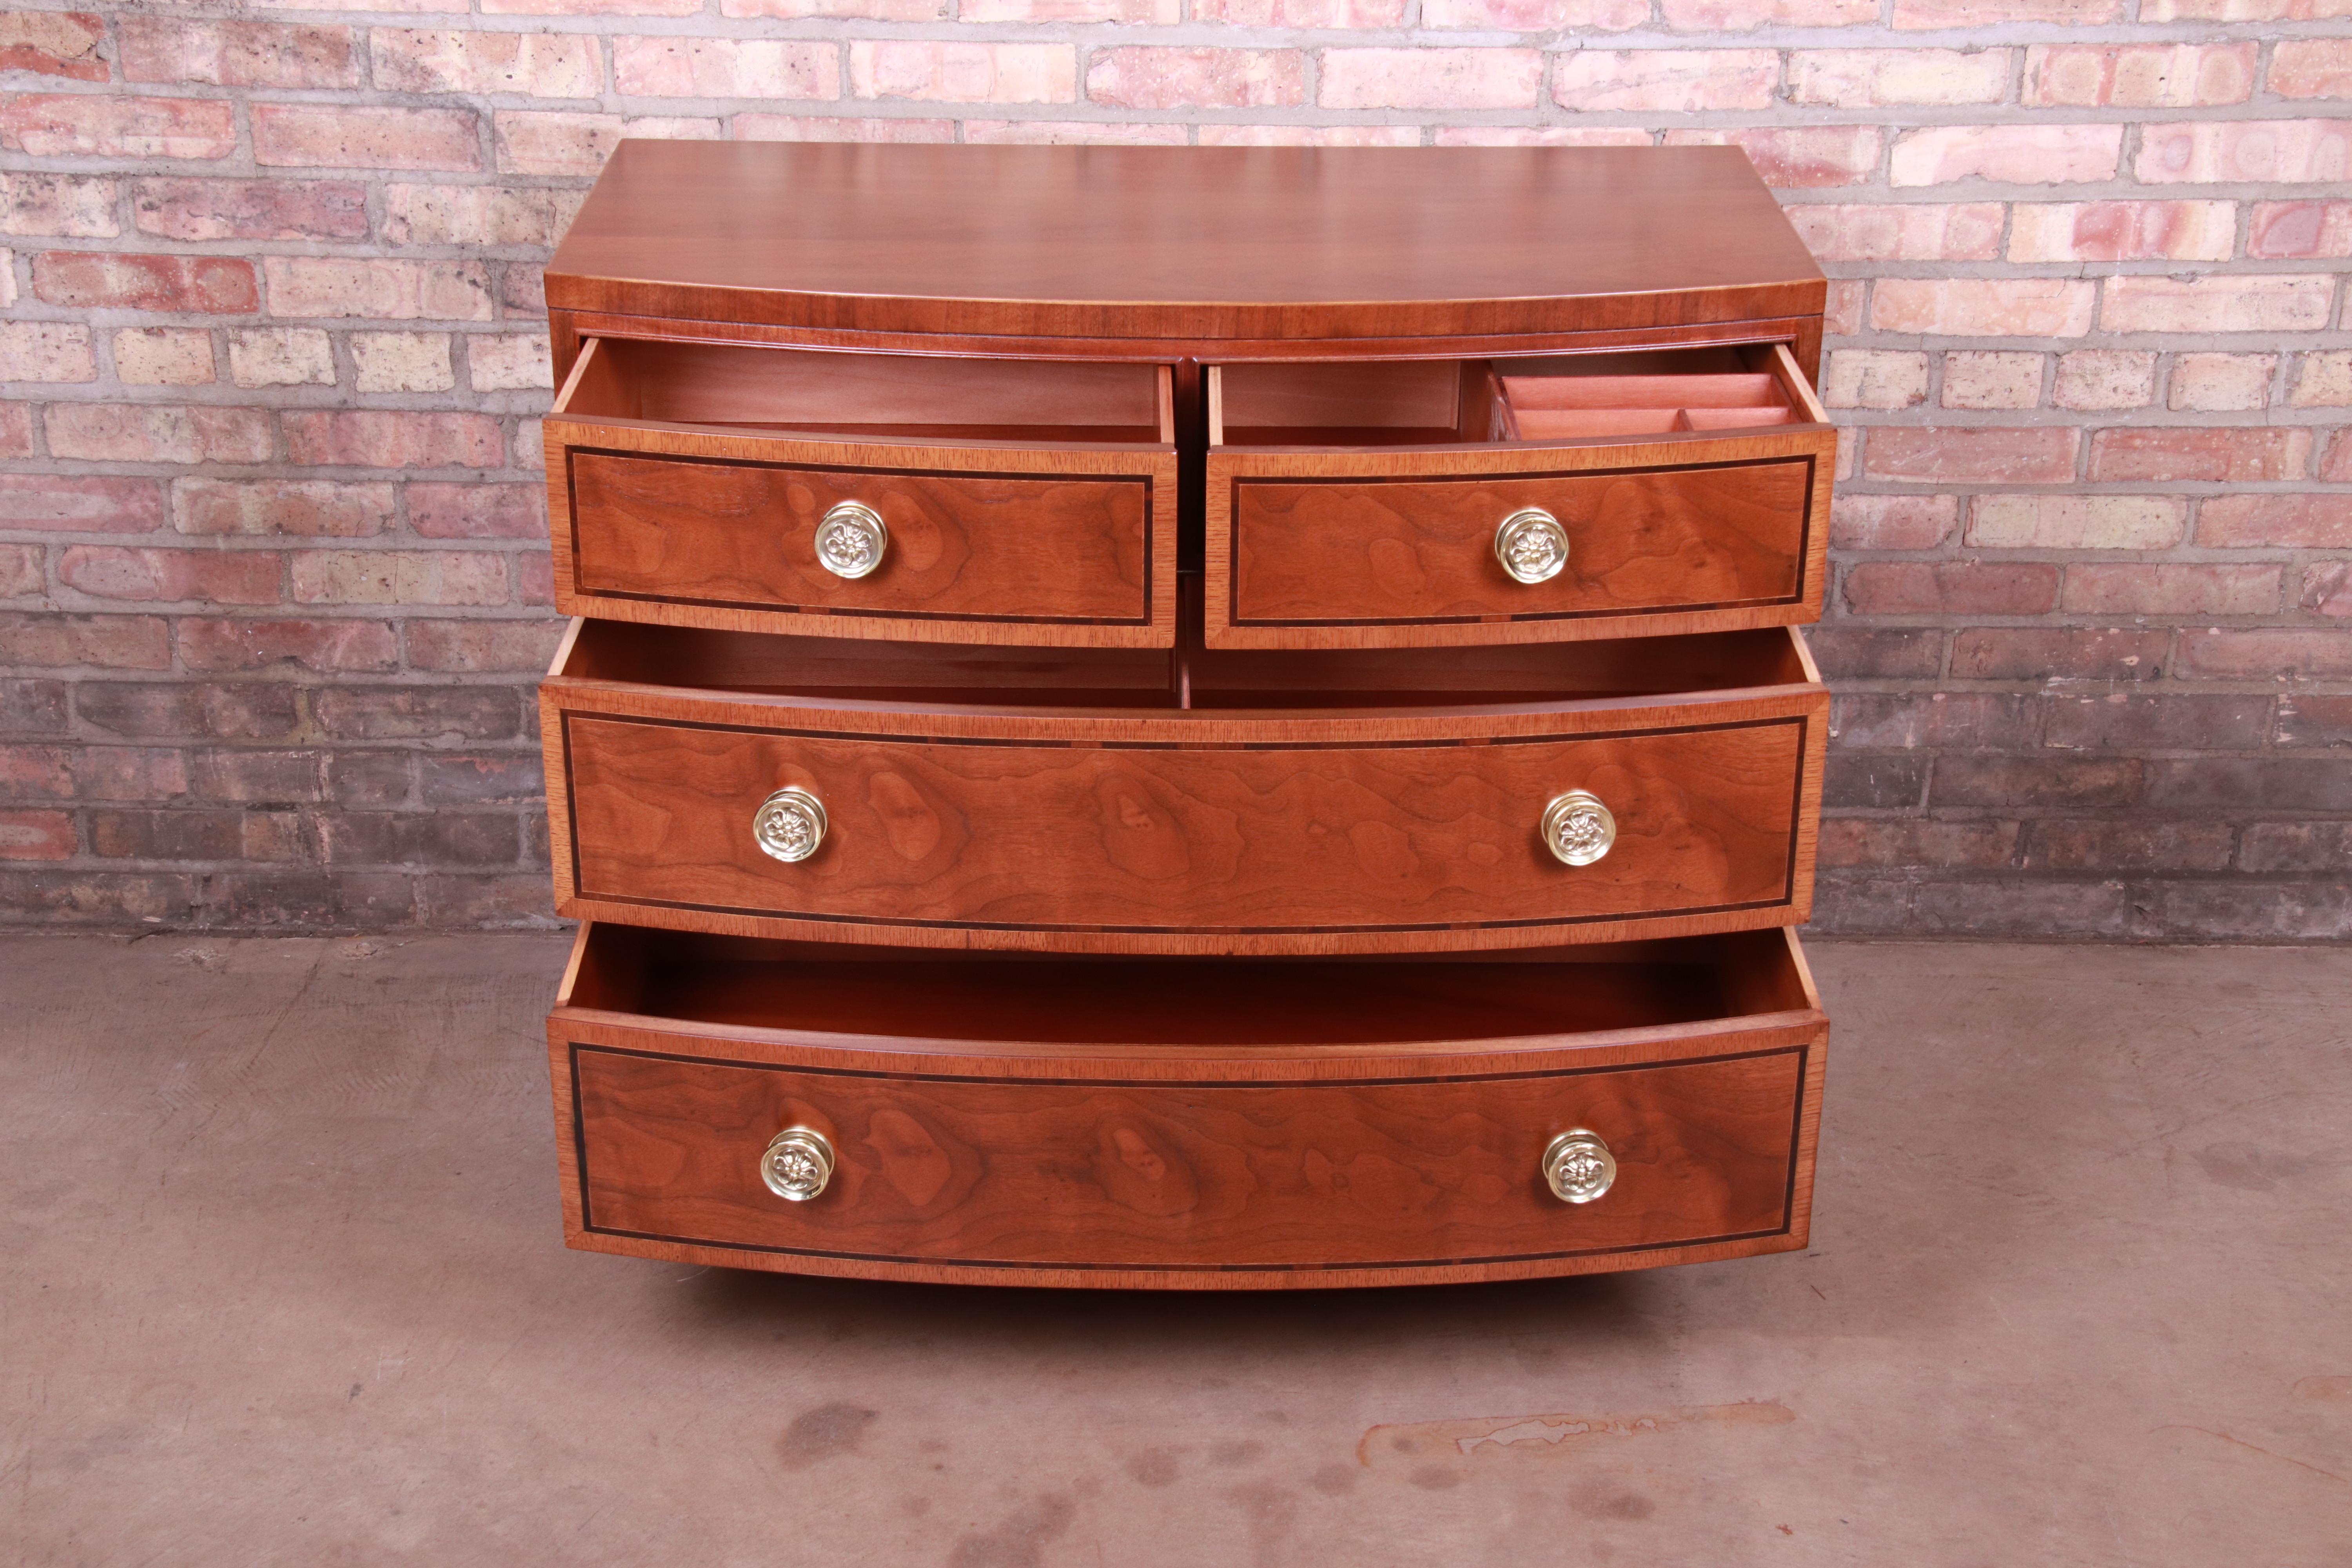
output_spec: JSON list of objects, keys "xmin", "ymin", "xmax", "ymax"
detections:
[{"xmin": 545, "ymin": 141, "xmax": 1828, "ymax": 339}]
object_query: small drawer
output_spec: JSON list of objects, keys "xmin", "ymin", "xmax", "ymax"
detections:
[
  {"xmin": 539, "ymin": 617, "xmax": 1827, "ymax": 956},
  {"xmin": 549, "ymin": 922, "xmax": 1828, "ymax": 1289},
  {"xmin": 546, "ymin": 338, "xmax": 1180, "ymax": 648},
  {"xmin": 1205, "ymin": 343, "xmax": 1833, "ymax": 650}
]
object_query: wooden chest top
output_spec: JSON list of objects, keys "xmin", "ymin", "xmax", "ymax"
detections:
[{"xmin": 545, "ymin": 142, "xmax": 1827, "ymax": 342}]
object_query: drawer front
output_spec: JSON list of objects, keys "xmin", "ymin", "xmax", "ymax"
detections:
[
  {"xmin": 566, "ymin": 1041, "xmax": 1811, "ymax": 1274},
  {"xmin": 1208, "ymin": 437, "xmax": 1831, "ymax": 650},
  {"xmin": 553, "ymin": 706, "xmax": 1817, "ymax": 951},
  {"xmin": 562, "ymin": 449, "xmax": 1162, "ymax": 633}
]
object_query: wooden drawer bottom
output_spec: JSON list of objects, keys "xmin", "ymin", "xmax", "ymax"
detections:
[{"xmin": 549, "ymin": 923, "xmax": 1826, "ymax": 1289}]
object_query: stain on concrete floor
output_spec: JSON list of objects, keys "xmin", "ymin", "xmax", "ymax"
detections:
[{"xmin": 1, "ymin": 934, "xmax": 2347, "ymax": 1565}]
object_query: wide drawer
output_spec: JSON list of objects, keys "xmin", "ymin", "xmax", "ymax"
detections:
[
  {"xmin": 546, "ymin": 337, "xmax": 1180, "ymax": 648},
  {"xmin": 549, "ymin": 922, "xmax": 1827, "ymax": 1289},
  {"xmin": 1205, "ymin": 343, "xmax": 1833, "ymax": 650},
  {"xmin": 540, "ymin": 619, "xmax": 1827, "ymax": 956}
]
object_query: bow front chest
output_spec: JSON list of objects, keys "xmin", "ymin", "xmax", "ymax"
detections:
[{"xmin": 537, "ymin": 140, "xmax": 1835, "ymax": 1289}]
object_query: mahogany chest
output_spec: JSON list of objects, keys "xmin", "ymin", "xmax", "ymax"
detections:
[{"xmin": 537, "ymin": 141, "xmax": 1833, "ymax": 1289}]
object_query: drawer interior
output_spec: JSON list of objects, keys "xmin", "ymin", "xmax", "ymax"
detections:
[
  {"xmin": 559, "ymin": 336, "xmax": 1174, "ymax": 445},
  {"xmin": 1212, "ymin": 343, "xmax": 1823, "ymax": 448},
  {"xmin": 555, "ymin": 615, "xmax": 1818, "ymax": 709},
  {"xmin": 560, "ymin": 923, "xmax": 1818, "ymax": 1049}
]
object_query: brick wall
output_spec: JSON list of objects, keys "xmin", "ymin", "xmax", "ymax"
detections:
[{"xmin": 1, "ymin": 2, "xmax": 2347, "ymax": 937}]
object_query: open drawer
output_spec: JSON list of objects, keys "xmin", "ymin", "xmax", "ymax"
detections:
[
  {"xmin": 545, "ymin": 338, "xmax": 1180, "ymax": 647},
  {"xmin": 1205, "ymin": 343, "xmax": 1833, "ymax": 650},
  {"xmin": 548, "ymin": 921, "xmax": 1827, "ymax": 1289},
  {"xmin": 539, "ymin": 616, "xmax": 1828, "ymax": 956}
]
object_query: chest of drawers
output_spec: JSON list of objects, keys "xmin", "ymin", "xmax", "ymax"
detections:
[{"xmin": 537, "ymin": 141, "xmax": 1834, "ymax": 1290}]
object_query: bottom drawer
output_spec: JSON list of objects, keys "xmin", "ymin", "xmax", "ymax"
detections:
[{"xmin": 548, "ymin": 923, "xmax": 1827, "ymax": 1289}]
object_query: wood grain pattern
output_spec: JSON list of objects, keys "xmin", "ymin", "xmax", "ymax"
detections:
[
  {"xmin": 546, "ymin": 143, "xmax": 1826, "ymax": 342},
  {"xmin": 1204, "ymin": 344, "xmax": 1834, "ymax": 650},
  {"xmin": 543, "ymin": 919, "xmax": 1826, "ymax": 1287},
  {"xmin": 544, "ymin": 360, "xmax": 1179, "ymax": 648},
  {"xmin": 538, "ymin": 621, "xmax": 1828, "ymax": 955}
]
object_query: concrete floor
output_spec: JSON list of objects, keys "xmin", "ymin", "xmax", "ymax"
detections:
[{"xmin": 2, "ymin": 936, "xmax": 2346, "ymax": 1566}]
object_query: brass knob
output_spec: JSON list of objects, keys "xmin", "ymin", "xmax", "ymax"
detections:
[
  {"xmin": 814, "ymin": 500, "xmax": 887, "ymax": 579},
  {"xmin": 1494, "ymin": 506, "xmax": 1568, "ymax": 584},
  {"xmin": 753, "ymin": 785, "xmax": 827, "ymax": 864},
  {"xmin": 1543, "ymin": 1129, "xmax": 1616, "ymax": 1204},
  {"xmin": 760, "ymin": 1127, "xmax": 835, "ymax": 1201},
  {"xmin": 1540, "ymin": 789, "xmax": 1615, "ymax": 867}
]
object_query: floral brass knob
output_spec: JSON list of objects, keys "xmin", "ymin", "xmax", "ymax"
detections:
[
  {"xmin": 1540, "ymin": 789, "xmax": 1615, "ymax": 867},
  {"xmin": 753, "ymin": 785, "xmax": 827, "ymax": 864},
  {"xmin": 1543, "ymin": 1129, "xmax": 1616, "ymax": 1205},
  {"xmin": 814, "ymin": 500, "xmax": 887, "ymax": 579},
  {"xmin": 760, "ymin": 1127, "xmax": 835, "ymax": 1202},
  {"xmin": 1494, "ymin": 506, "xmax": 1569, "ymax": 584}
]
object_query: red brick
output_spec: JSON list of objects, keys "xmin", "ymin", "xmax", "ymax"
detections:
[
  {"xmin": 0, "ymin": 404, "xmax": 28, "ymax": 459},
  {"xmin": 0, "ymin": 94, "xmax": 237, "ymax": 159},
  {"xmin": 282, "ymin": 412, "xmax": 503, "ymax": 469},
  {"xmin": 2101, "ymin": 274, "xmax": 2335, "ymax": 334},
  {"xmin": 1662, "ymin": 0, "xmax": 1873, "ymax": 21},
  {"xmin": 0, "ymin": 11, "xmax": 106, "ymax": 80},
  {"xmin": 2324, "ymin": 431, "xmax": 2352, "ymax": 483},
  {"xmin": 1968, "ymin": 495, "xmax": 2185, "ymax": 550},
  {"xmin": 172, "ymin": 479, "xmax": 392, "ymax": 538},
  {"xmin": 0, "ymin": 475, "xmax": 165, "ymax": 533},
  {"xmin": 0, "ymin": 809, "xmax": 74, "ymax": 860},
  {"xmin": 2199, "ymin": 493, "xmax": 2352, "ymax": 547},
  {"xmin": 959, "ymin": 0, "xmax": 1178, "ymax": 16},
  {"xmin": 1791, "ymin": 203, "xmax": 1979, "ymax": 262},
  {"xmin": 497, "ymin": 262, "xmax": 544, "ymax": 316},
  {"xmin": 1872, "ymin": 278, "xmax": 2095, "ymax": 337},
  {"xmin": 1319, "ymin": 48, "xmax": 1541, "ymax": 110},
  {"xmin": 0, "ymin": 613, "xmax": 170, "ymax": 670},
  {"xmin": 1194, "ymin": 0, "xmax": 1403, "ymax": 18},
  {"xmin": 289, "ymin": 550, "xmax": 508, "ymax": 606},
  {"xmin": 57, "ymin": 546, "xmax": 280, "ymax": 606},
  {"xmin": 2271, "ymin": 40, "xmax": 2352, "ymax": 100},
  {"xmin": 251, "ymin": 104, "xmax": 481, "ymax": 172},
  {"xmin": 733, "ymin": 114, "xmax": 956, "ymax": 143},
  {"xmin": 2063, "ymin": 563, "xmax": 2279, "ymax": 616},
  {"xmin": 1085, "ymin": 48, "xmax": 1305, "ymax": 110},
  {"xmin": 120, "ymin": 20, "xmax": 359, "ymax": 88},
  {"xmin": 2168, "ymin": 353, "xmax": 2275, "ymax": 412},
  {"xmin": 1952, "ymin": 628, "xmax": 2168, "ymax": 682},
  {"xmin": 2024, "ymin": 817, "xmax": 2236, "ymax": 872},
  {"xmin": 490, "ymin": 111, "xmax": 717, "ymax": 177},
  {"xmin": 1834, "ymin": 691, "xmax": 2033, "ymax": 749},
  {"xmin": 1894, "ymin": 0, "xmax": 2120, "ymax": 20},
  {"xmin": 0, "ymin": 544, "xmax": 38, "ymax": 597},
  {"xmin": 719, "ymin": 0, "xmax": 943, "ymax": 15},
  {"xmin": 407, "ymin": 483, "xmax": 544, "ymax": 539},
  {"xmin": 404, "ymin": 618, "xmax": 564, "ymax": 671},
  {"xmin": 515, "ymin": 551, "xmax": 554, "ymax": 606},
  {"xmin": 178, "ymin": 618, "xmax": 400, "ymax": 673},
  {"xmin": 375, "ymin": 29, "xmax": 604, "ymax": 97},
  {"xmin": 1864, "ymin": 427, "xmax": 2080, "ymax": 484},
  {"xmin": 1660, "ymin": 126, "xmax": 1882, "ymax": 187},
  {"xmin": 2006, "ymin": 200, "xmax": 2235, "ymax": 263},
  {"xmin": 616, "ymin": 37, "xmax": 840, "ymax": 98},
  {"xmin": 2023, "ymin": 43, "xmax": 2255, "ymax": 107},
  {"xmin": 1890, "ymin": 123, "xmax": 2121, "ymax": 186},
  {"xmin": 32, "ymin": 252, "xmax": 258, "ymax": 314},
  {"xmin": 2298, "ymin": 561, "xmax": 2352, "ymax": 617},
  {"xmin": 2138, "ymin": 120, "xmax": 2352, "ymax": 184},
  {"xmin": 1553, "ymin": 50, "xmax": 1777, "ymax": 112},
  {"xmin": 0, "ymin": 172, "xmax": 118, "ymax": 238},
  {"xmin": 1831, "ymin": 493, "xmax": 1957, "ymax": 550},
  {"xmin": 46, "ymin": 405, "xmax": 274, "ymax": 465},
  {"xmin": 1787, "ymin": 49, "xmax": 2010, "ymax": 108},
  {"xmin": 840, "ymin": 42, "xmax": 1075, "ymax": 103},
  {"xmin": 962, "ymin": 121, "xmax": 1189, "ymax": 146},
  {"xmin": 0, "ymin": 321, "xmax": 95, "ymax": 382},
  {"xmin": 2251, "ymin": 201, "xmax": 2352, "ymax": 259},
  {"xmin": 2177, "ymin": 630, "xmax": 2352, "ymax": 679},
  {"xmin": 1823, "ymin": 349, "xmax": 1927, "ymax": 409},
  {"xmin": 78, "ymin": 681, "xmax": 301, "ymax": 742},
  {"xmin": 1430, "ymin": 127, "xmax": 1647, "ymax": 147},
  {"xmin": 130, "ymin": 178, "xmax": 369, "ymax": 243},
  {"xmin": 2087, "ymin": 427, "xmax": 2312, "ymax": 483},
  {"xmin": 1817, "ymin": 818, "xmax": 2019, "ymax": 872},
  {"xmin": 263, "ymin": 257, "xmax": 493, "ymax": 321},
  {"xmin": 1842, "ymin": 561, "xmax": 2060, "ymax": 615},
  {"xmin": 1426, "ymin": 0, "xmax": 1645, "ymax": 24},
  {"xmin": 492, "ymin": 0, "xmax": 702, "ymax": 12}
]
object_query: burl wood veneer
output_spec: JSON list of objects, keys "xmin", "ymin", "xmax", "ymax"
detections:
[{"xmin": 537, "ymin": 141, "xmax": 1836, "ymax": 1289}]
